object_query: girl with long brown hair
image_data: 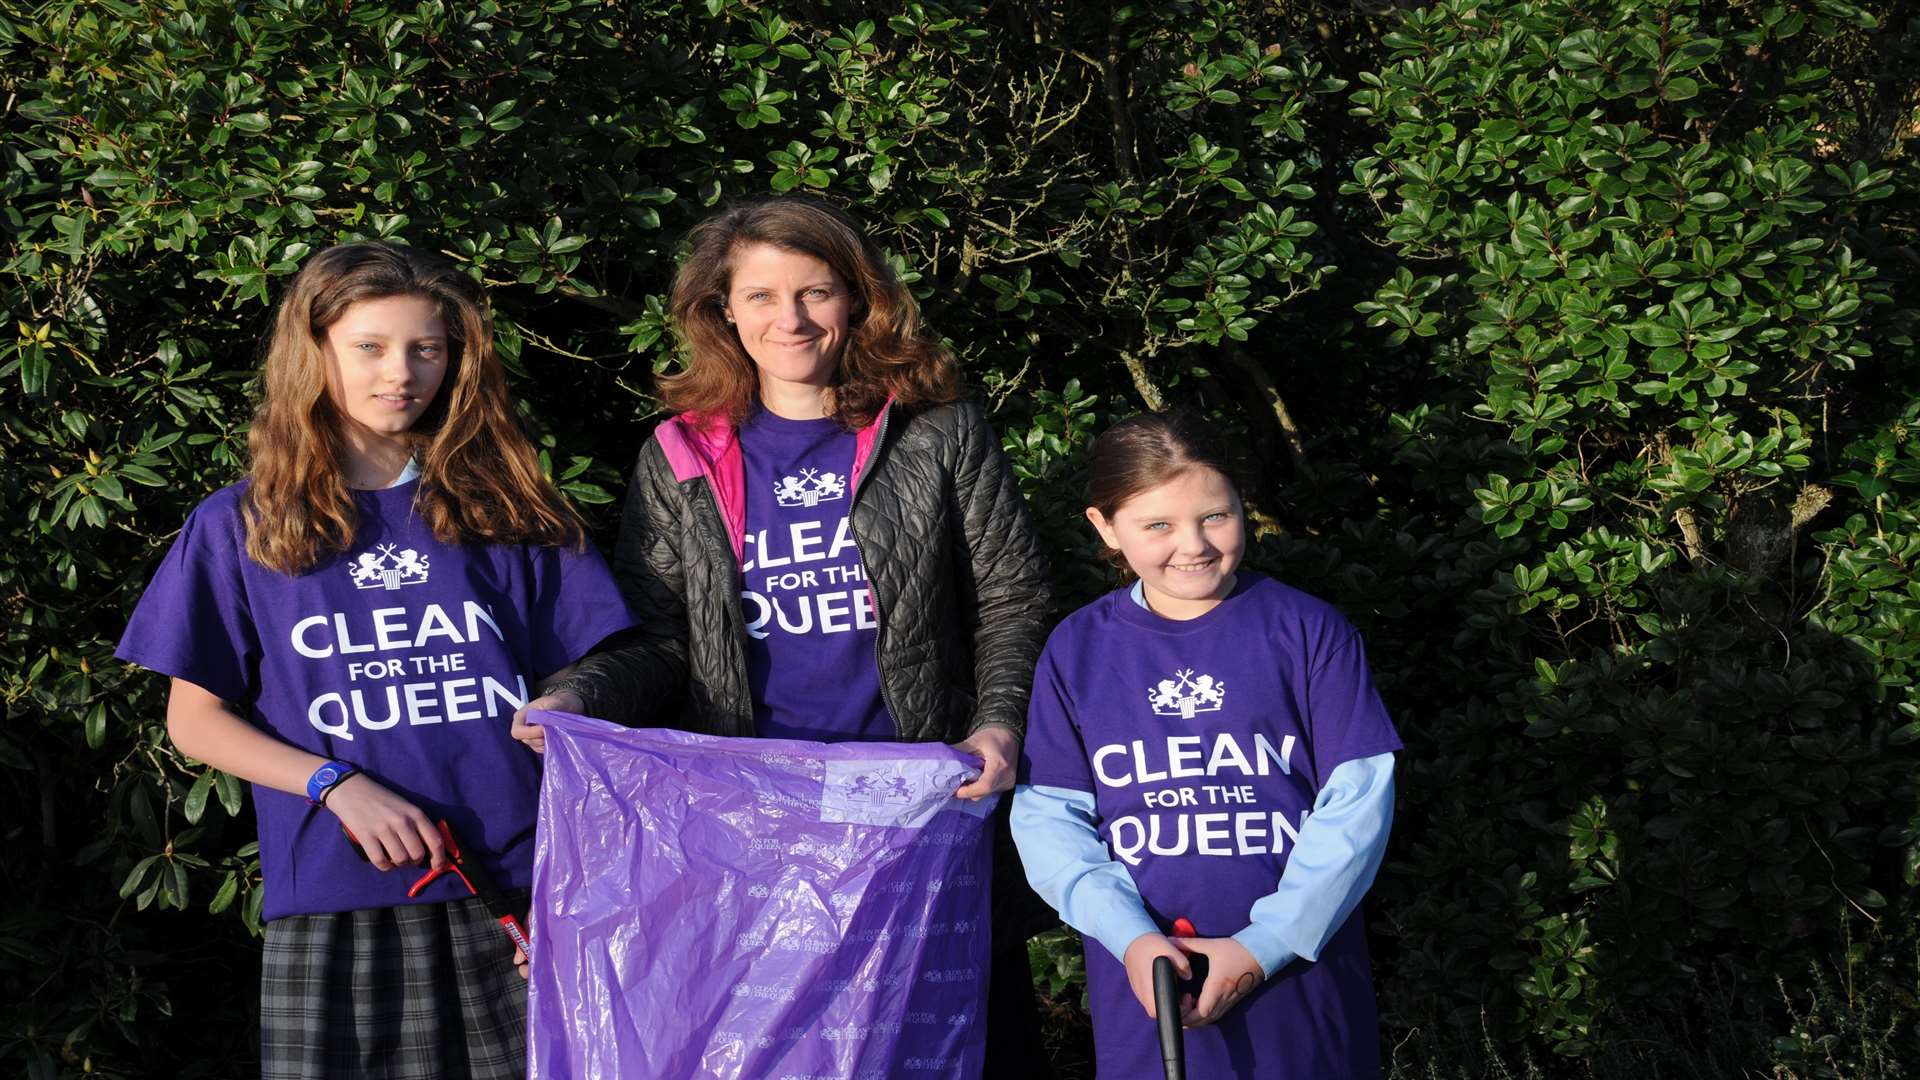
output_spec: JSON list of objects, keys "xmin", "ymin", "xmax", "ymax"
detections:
[
  {"xmin": 116, "ymin": 242, "xmax": 635, "ymax": 1080},
  {"xmin": 512, "ymin": 195, "xmax": 1056, "ymax": 1072}
]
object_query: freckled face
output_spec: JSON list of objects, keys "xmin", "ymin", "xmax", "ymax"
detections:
[
  {"xmin": 1087, "ymin": 466, "xmax": 1245, "ymax": 619},
  {"xmin": 320, "ymin": 294, "xmax": 449, "ymax": 438},
  {"xmin": 725, "ymin": 243, "xmax": 852, "ymax": 396}
]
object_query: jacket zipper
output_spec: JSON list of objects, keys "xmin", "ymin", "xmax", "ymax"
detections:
[{"xmin": 844, "ymin": 404, "xmax": 904, "ymax": 735}]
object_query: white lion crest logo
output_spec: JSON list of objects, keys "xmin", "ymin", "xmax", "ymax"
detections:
[
  {"xmin": 349, "ymin": 543, "xmax": 431, "ymax": 591},
  {"xmin": 843, "ymin": 772, "xmax": 915, "ymax": 806},
  {"xmin": 774, "ymin": 467, "xmax": 847, "ymax": 508},
  {"xmin": 1148, "ymin": 669, "xmax": 1226, "ymax": 719}
]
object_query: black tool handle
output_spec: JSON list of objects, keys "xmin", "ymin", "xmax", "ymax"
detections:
[{"xmin": 1154, "ymin": 955, "xmax": 1185, "ymax": 1080}]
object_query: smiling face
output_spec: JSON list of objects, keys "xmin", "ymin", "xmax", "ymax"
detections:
[
  {"xmin": 320, "ymin": 293, "xmax": 449, "ymax": 467},
  {"xmin": 724, "ymin": 242, "xmax": 852, "ymax": 415},
  {"xmin": 1087, "ymin": 465, "xmax": 1246, "ymax": 620}
]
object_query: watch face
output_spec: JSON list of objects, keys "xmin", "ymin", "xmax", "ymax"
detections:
[{"xmin": 316, "ymin": 766, "xmax": 340, "ymax": 786}]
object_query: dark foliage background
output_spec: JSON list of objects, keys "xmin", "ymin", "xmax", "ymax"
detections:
[{"xmin": 3, "ymin": 0, "xmax": 1917, "ymax": 1075}]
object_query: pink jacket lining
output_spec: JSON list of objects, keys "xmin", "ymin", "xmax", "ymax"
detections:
[{"xmin": 651, "ymin": 403, "xmax": 889, "ymax": 563}]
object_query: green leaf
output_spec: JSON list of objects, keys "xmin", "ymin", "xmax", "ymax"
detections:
[
  {"xmin": 561, "ymin": 482, "xmax": 614, "ymax": 504},
  {"xmin": 1661, "ymin": 76, "xmax": 1700, "ymax": 101},
  {"xmin": 216, "ymin": 771, "xmax": 244, "ymax": 817},
  {"xmin": 20, "ymin": 348, "xmax": 49, "ymax": 396},
  {"xmin": 210, "ymin": 873, "xmax": 240, "ymax": 914},
  {"xmin": 120, "ymin": 856, "xmax": 159, "ymax": 899},
  {"xmin": 185, "ymin": 774, "xmax": 213, "ymax": 824}
]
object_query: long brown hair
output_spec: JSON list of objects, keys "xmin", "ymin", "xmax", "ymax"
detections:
[
  {"xmin": 243, "ymin": 242, "xmax": 583, "ymax": 574},
  {"xmin": 659, "ymin": 196, "xmax": 960, "ymax": 427}
]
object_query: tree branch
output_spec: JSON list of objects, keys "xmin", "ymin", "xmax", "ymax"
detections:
[
  {"xmin": 1225, "ymin": 342, "xmax": 1308, "ymax": 470},
  {"xmin": 1120, "ymin": 348, "xmax": 1165, "ymax": 411}
]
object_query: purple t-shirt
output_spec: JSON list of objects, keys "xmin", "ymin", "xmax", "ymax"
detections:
[
  {"xmin": 1019, "ymin": 574, "xmax": 1402, "ymax": 1080},
  {"xmin": 738, "ymin": 410, "xmax": 892, "ymax": 742},
  {"xmin": 115, "ymin": 480, "xmax": 636, "ymax": 921}
]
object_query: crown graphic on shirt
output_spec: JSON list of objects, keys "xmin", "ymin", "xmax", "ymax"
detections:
[
  {"xmin": 348, "ymin": 543, "xmax": 431, "ymax": 591},
  {"xmin": 774, "ymin": 467, "xmax": 847, "ymax": 508},
  {"xmin": 842, "ymin": 771, "xmax": 916, "ymax": 806},
  {"xmin": 1148, "ymin": 668, "xmax": 1226, "ymax": 719}
]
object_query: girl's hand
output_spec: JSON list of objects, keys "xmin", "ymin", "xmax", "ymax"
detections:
[
  {"xmin": 511, "ymin": 690, "xmax": 584, "ymax": 754},
  {"xmin": 1122, "ymin": 933, "xmax": 1193, "ymax": 1019},
  {"xmin": 513, "ymin": 942, "xmax": 531, "ymax": 981},
  {"xmin": 1170, "ymin": 935, "xmax": 1264, "ymax": 1027},
  {"xmin": 950, "ymin": 724, "xmax": 1020, "ymax": 800},
  {"xmin": 324, "ymin": 774, "xmax": 447, "ymax": 872}
]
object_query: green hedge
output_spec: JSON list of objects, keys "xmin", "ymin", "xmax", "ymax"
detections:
[{"xmin": 3, "ymin": 0, "xmax": 1916, "ymax": 1075}]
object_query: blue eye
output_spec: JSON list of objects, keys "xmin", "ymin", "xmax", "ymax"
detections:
[
  {"xmin": 805, "ymin": 287, "xmax": 833, "ymax": 300},
  {"xmin": 1205, "ymin": 512, "xmax": 1232, "ymax": 523},
  {"xmin": 1144, "ymin": 522, "xmax": 1170, "ymax": 531}
]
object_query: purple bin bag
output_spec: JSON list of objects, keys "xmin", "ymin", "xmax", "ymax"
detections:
[{"xmin": 524, "ymin": 711, "xmax": 999, "ymax": 1080}]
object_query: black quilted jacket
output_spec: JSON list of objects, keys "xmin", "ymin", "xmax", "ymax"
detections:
[{"xmin": 548, "ymin": 398, "xmax": 1052, "ymax": 742}]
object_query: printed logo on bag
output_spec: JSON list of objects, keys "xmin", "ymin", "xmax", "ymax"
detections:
[
  {"xmin": 844, "ymin": 772, "xmax": 915, "ymax": 806},
  {"xmin": 348, "ymin": 543, "xmax": 431, "ymax": 591},
  {"xmin": 820, "ymin": 759, "xmax": 977, "ymax": 827},
  {"xmin": 1148, "ymin": 668, "xmax": 1226, "ymax": 719},
  {"xmin": 773, "ymin": 467, "xmax": 847, "ymax": 508}
]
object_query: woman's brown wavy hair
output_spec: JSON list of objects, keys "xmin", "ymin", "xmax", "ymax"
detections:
[
  {"xmin": 660, "ymin": 195, "xmax": 960, "ymax": 427},
  {"xmin": 243, "ymin": 241, "xmax": 583, "ymax": 574}
]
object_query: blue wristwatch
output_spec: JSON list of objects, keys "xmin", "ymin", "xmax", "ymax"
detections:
[{"xmin": 306, "ymin": 760, "xmax": 360, "ymax": 806}]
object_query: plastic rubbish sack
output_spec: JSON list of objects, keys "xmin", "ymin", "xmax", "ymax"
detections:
[{"xmin": 525, "ymin": 711, "xmax": 998, "ymax": 1079}]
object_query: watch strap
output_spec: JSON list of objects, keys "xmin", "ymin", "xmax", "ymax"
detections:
[{"xmin": 306, "ymin": 760, "xmax": 360, "ymax": 806}]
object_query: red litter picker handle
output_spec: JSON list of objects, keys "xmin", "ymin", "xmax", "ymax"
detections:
[{"xmin": 342, "ymin": 818, "xmax": 533, "ymax": 960}]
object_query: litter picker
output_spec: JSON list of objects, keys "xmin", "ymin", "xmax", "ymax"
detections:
[{"xmin": 344, "ymin": 818, "xmax": 533, "ymax": 959}]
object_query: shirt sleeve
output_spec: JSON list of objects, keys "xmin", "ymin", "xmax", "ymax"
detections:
[
  {"xmin": 1306, "ymin": 630, "xmax": 1403, "ymax": 779},
  {"xmin": 538, "ymin": 440, "xmax": 692, "ymax": 725},
  {"xmin": 527, "ymin": 538, "xmax": 642, "ymax": 681},
  {"xmin": 1011, "ymin": 783, "xmax": 1160, "ymax": 963},
  {"xmin": 1231, "ymin": 752, "xmax": 1396, "ymax": 978},
  {"xmin": 114, "ymin": 496, "xmax": 260, "ymax": 704},
  {"xmin": 1015, "ymin": 640, "xmax": 1094, "ymax": 792}
]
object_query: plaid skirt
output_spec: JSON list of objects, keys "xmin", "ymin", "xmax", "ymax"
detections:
[{"xmin": 261, "ymin": 897, "xmax": 527, "ymax": 1080}]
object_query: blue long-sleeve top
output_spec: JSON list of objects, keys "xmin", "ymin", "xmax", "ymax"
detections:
[
  {"xmin": 1012, "ymin": 754, "xmax": 1393, "ymax": 978},
  {"xmin": 1012, "ymin": 582, "xmax": 1396, "ymax": 978}
]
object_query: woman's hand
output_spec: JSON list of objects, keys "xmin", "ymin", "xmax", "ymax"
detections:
[
  {"xmin": 324, "ymin": 774, "xmax": 447, "ymax": 872},
  {"xmin": 950, "ymin": 724, "xmax": 1020, "ymax": 800},
  {"xmin": 1122, "ymin": 933, "xmax": 1193, "ymax": 1019},
  {"xmin": 513, "ymin": 942, "xmax": 531, "ymax": 981},
  {"xmin": 510, "ymin": 690, "xmax": 584, "ymax": 755},
  {"xmin": 1171, "ymin": 935, "xmax": 1264, "ymax": 1028}
]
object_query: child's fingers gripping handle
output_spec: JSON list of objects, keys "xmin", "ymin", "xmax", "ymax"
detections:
[
  {"xmin": 374, "ymin": 807, "xmax": 442, "ymax": 869},
  {"xmin": 1153, "ymin": 956, "xmax": 1186, "ymax": 1080},
  {"xmin": 328, "ymin": 778, "xmax": 443, "ymax": 870}
]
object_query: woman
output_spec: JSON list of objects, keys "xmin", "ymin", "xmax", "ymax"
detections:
[{"xmin": 516, "ymin": 195, "xmax": 1054, "ymax": 1069}]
